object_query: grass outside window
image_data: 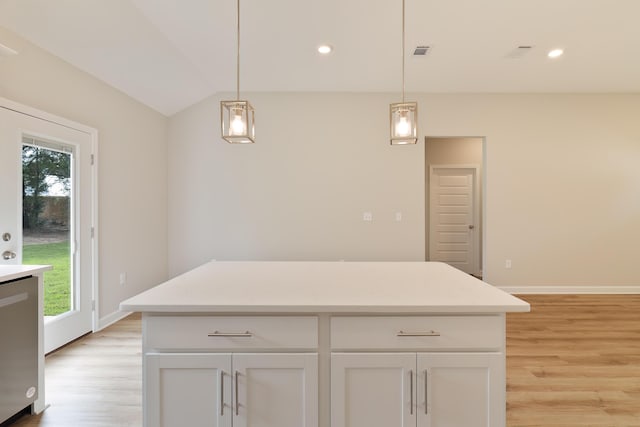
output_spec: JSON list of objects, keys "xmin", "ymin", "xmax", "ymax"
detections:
[{"xmin": 22, "ymin": 240, "xmax": 71, "ymax": 316}]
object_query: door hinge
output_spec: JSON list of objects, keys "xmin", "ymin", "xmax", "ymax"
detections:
[
  {"xmin": 91, "ymin": 154, "xmax": 95, "ymax": 165},
  {"xmin": 91, "ymin": 227, "xmax": 95, "ymax": 238},
  {"xmin": 91, "ymin": 300, "xmax": 96, "ymax": 311}
]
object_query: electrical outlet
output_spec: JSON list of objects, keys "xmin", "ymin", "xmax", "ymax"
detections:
[
  {"xmin": 395, "ymin": 212, "xmax": 402, "ymax": 221},
  {"xmin": 119, "ymin": 272, "xmax": 127, "ymax": 286},
  {"xmin": 505, "ymin": 260, "xmax": 512, "ymax": 269}
]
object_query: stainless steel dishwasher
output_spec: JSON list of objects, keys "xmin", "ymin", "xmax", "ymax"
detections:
[{"xmin": 0, "ymin": 275, "xmax": 38, "ymax": 424}]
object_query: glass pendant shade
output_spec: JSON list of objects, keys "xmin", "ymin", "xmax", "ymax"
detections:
[
  {"xmin": 390, "ymin": 102, "xmax": 418, "ymax": 145},
  {"xmin": 221, "ymin": 100, "xmax": 255, "ymax": 144}
]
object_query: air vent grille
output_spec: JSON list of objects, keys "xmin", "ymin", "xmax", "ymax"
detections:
[
  {"xmin": 413, "ymin": 46, "xmax": 431, "ymax": 56},
  {"xmin": 505, "ymin": 45, "xmax": 534, "ymax": 59}
]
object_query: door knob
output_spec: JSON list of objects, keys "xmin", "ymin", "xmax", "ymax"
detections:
[
  {"xmin": 2, "ymin": 251, "xmax": 16, "ymax": 260},
  {"xmin": 468, "ymin": 225, "xmax": 475, "ymax": 230}
]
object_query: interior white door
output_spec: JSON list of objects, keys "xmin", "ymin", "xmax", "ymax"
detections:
[
  {"xmin": 429, "ymin": 166, "xmax": 479, "ymax": 275},
  {"xmin": 0, "ymin": 101, "xmax": 95, "ymax": 353}
]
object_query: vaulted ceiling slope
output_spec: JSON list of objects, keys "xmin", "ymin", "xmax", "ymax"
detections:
[{"xmin": 1, "ymin": 0, "xmax": 639, "ymax": 116}]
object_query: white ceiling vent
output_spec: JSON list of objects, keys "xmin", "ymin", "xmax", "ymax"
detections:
[
  {"xmin": 0, "ymin": 42, "xmax": 18, "ymax": 57},
  {"xmin": 413, "ymin": 46, "xmax": 431, "ymax": 56},
  {"xmin": 505, "ymin": 46, "xmax": 534, "ymax": 59}
]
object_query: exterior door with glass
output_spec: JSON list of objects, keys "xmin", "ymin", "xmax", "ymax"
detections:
[{"xmin": 0, "ymin": 99, "xmax": 96, "ymax": 353}]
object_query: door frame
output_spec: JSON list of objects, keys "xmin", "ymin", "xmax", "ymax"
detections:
[
  {"xmin": 428, "ymin": 164, "xmax": 481, "ymax": 277},
  {"xmin": 0, "ymin": 97, "xmax": 100, "ymax": 333}
]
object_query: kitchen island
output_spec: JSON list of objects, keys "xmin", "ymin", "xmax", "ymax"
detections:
[
  {"xmin": 0, "ymin": 265, "xmax": 51, "ymax": 423},
  {"xmin": 121, "ymin": 261, "xmax": 529, "ymax": 427}
]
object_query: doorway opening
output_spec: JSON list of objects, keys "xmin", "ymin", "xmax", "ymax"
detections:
[{"xmin": 426, "ymin": 137, "xmax": 484, "ymax": 278}]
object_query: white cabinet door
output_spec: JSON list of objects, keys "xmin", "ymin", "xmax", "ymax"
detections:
[
  {"xmin": 331, "ymin": 353, "xmax": 416, "ymax": 427},
  {"xmin": 145, "ymin": 353, "xmax": 317, "ymax": 427},
  {"xmin": 233, "ymin": 353, "xmax": 318, "ymax": 427},
  {"xmin": 145, "ymin": 353, "xmax": 232, "ymax": 427},
  {"xmin": 417, "ymin": 353, "xmax": 503, "ymax": 427}
]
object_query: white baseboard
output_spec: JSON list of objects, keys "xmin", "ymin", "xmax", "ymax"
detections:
[
  {"xmin": 97, "ymin": 310, "xmax": 132, "ymax": 331},
  {"xmin": 498, "ymin": 285, "xmax": 640, "ymax": 294}
]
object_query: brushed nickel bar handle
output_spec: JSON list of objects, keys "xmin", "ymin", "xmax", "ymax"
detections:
[
  {"xmin": 235, "ymin": 370, "xmax": 239, "ymax": 416},
  {"xmin": 397, "ymin": 330, "xmax": 441, "ymax": 337},
  {"xmin": 220, "ymin": 371, "xmax": 225, "ymax": 416},
  {"xmin": 424, "ymin": 369, "xmax": 428, "ymax": 414},
  {"xmin": 409, "ymin": 369, "xmax": 414, "ymax": 415},
  {"xmin": 208, "ymin": 331, "xmax": 253, "ymax": 337},
  {"xmin": 0, "ymin": 292, "xmax": 27, "ymax": 309}
]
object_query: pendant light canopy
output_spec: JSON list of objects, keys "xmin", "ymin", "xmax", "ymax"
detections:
[
  {"xmin": 390, "ymin": 0, "xmax": 418, "ymax": 145},
  {"xmin": 221, "ymin": 0, "xmax": 255, "ymax": 144}
]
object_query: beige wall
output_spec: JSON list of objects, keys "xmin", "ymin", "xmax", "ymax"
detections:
[
  {"xmin": 167, "ymin": 92, "xmax": 425, "ymax": 275},
  {"xmin": 169, "ymin": 92, "xmax": 640, "ymax": 289},
  {"xmin": 426, "ymin": 94, "xmax": 640, "ymax": 288},
  {"xmin": 5, "ymin": 21, "xmax": 638, "ymax": 295},
  {"xmin": 0, "ymin": 27, "xmax": 168, "ymax": 324},
  {"xmin": 425, "ymin": 137, "xmax": 483, "ymax": 265}
]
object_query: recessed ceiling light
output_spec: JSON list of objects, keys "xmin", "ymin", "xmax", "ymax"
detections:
[
  {"xmin": 317, "ymin": 45, "xmax": 333, "ymax": 55},
  {"xmin": 548, "ymin": 48, "xmax": 564, "ymax": 59}
]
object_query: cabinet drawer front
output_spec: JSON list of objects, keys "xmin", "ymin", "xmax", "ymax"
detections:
[
  {"xmin": 331, "ymin": 316, "xmax": 503, "ymax": 350},
  {"xmin": 145, "ymin": 316, "xmax": 318, "ymax": 350}
]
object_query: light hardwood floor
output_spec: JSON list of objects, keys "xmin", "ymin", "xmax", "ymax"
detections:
[
  {"xmin": 9, "ymin": 314, "xmax": 142, "ymax": 427},
  {"xmin": 8, "ymin": 295, "xmax": 640, "ymax": 427},
  {"xmin": 507, "ymin": 295, "xmax": 640, "ymax": 427}
]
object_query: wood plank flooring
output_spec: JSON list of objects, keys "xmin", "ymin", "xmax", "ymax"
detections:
[
  {"xmin": 8, "ymin": 314, "xmax": 142, "ymax": 427},
  {"xmin": 7, "ymin": 295, "xmax": 640, "ymax": 426},
  {"xmin": 507, "ymin": 295, "xmax": 640, "ymax": 427}
]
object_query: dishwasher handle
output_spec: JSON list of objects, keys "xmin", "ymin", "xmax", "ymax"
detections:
[{"xmin": 0, "ymin": 292, "xmax": 28, "ymax": 309}]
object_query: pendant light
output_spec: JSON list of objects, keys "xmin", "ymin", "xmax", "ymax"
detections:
[
  {"xmin": 221, "ymin": 0, "xmax": 255, "ymax": 144},
  {"xmin": 390, "ymin": 0, "xmax": 418, "ymax": 145}
]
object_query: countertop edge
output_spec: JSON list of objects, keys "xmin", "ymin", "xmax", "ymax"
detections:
[
  {"xmin": 120, "ymin": 303, "xmax": 531, "ymax": 314},
  {"xmin": 118, "ymin": 261, "xmax": 532, "ymax": 315},
  {"xmin": 0, "ymin": 265, "xmax": 52, "ymax": 283}
]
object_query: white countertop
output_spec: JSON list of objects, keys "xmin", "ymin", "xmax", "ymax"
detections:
[
  {"xmin": 121, "ymin": 261, "xmax": 530, "ymax": 314},
  {"xmin": 0, "ymin": 265, "xmax": 52, "ymax": 283}
]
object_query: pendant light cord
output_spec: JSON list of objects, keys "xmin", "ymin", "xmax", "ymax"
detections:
[
  {"xmin": 236, "ymin": 0, "xmax": 240, "ymax": 100},
  {"xmin": 402, "ymin": 0, "xmax": 405, "ymax": 103}
]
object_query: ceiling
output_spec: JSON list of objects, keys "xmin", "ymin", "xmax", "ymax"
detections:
[{"xmin": 1, "ymin": 0, "xmax": 639, "ymax": 116}]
